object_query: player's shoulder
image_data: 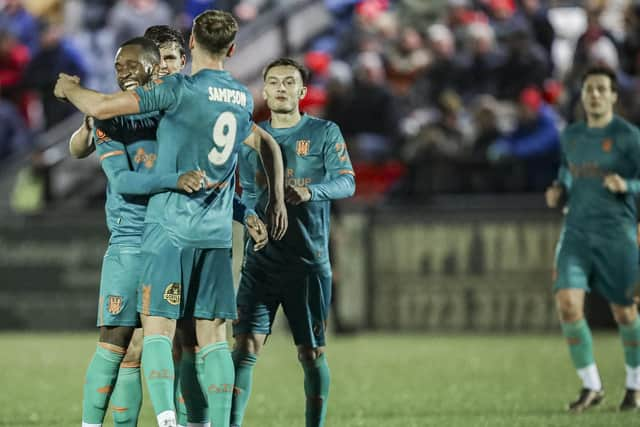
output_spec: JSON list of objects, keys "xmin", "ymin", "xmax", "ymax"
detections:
[
  {"xmin": 304, "ymin": 115, "xmax": 341, "ymax": 134},
  {"xmin": 143, "ymin": 74, "xmax": 184, "ymax": 92},
  {"xmin": 562, "ymin": 121, "xmax": 586, "ymax": 137},
  {"xmin": 612, "ymin": 115, "xmax": 640, "ymax": 136}
]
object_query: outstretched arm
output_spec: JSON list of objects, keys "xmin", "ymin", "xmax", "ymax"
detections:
[{"xmin": 55, "ymin": 73, "xmax": 140, "ymax": 119}]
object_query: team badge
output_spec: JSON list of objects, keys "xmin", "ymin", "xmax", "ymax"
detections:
[
  {"xmin": 602, "ymin": 138, "xmax": 613, "ymax": 152},
  {"xmin": 107, "ymin": 295, "xmax": 123, "ymax": 315},
  {"xmin": 95, "ymin": 128, "xmax": 111, "ymax": 144},
  {"xmin": 296, "ymin": 140, "xmax": 310, "ymax": 156},
  {"xmin": 163, "ymin": 283, "xmax": 181, "ymax": 305}
]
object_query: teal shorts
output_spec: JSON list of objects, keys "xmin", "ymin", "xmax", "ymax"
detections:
[
  {"xmin": 137, "ymin": 223, "xmax": 236, "ymax": 320},
  {"xmin": 233, "ymin": 261, "xmax": 332, "ymax": 348},
  {"xmin": 554, "ymin": 226, "xmax": 638, "ymax": 306},
  {"xmin": 97, "ymin": 244, "xmax": 143, "ymax": 327}
]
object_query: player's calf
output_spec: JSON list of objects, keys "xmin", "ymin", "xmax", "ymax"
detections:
[{"xmin": 298, "ymin": 346, "xmax": 330, "ymax": 427}]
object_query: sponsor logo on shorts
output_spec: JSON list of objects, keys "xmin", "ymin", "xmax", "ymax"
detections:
[
  {"xmin": 163, "ymin": 283, "xmax": 181, "ymax": 305},
  {"xmin": 296, "ymin": 140, "xmax": 310, "ymax": 156},
  {"xmin": 107, "ymin": 295, "xmax": 123, "ymax": 315}
]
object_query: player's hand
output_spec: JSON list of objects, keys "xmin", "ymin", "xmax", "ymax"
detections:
[
  {"xmin": 266, "ymin": 198, "xmax": 287, "ymax": 240},
  {"xmin": 604, "ymin": 174, "xmax": 628, "ymax": 193},
  {"xmin": 545, "ymin": 183, "xmax": 564, "ymax": 208},
  {"xmin": 245, "ymin": 214, "xmax": 268, "ymax": 251},
  {"xmin": 177, "ymin": 170, "xmax": 204, "ymax": 193},
  {"xmin": 285, "ymin": 185, "xmax": 311, "ymax": 205},
  {"xmin": 54, "ymin": 73, "xmax": 80, "ymax": 100}
]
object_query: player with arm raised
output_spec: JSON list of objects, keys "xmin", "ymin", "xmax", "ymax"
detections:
[
  {"xmin": 56, "ymin": 10, "xmax": 286, "ymax": 427},
  {"xmin": 231, "ymin": 58, "xmax": 355, "ymax": 427},
  {"xmin": 546, "ymin": 65, "xmax": 640, "ymax": 412},
  {"xmin": 76, "ymin": 36, "xmax": 204, "ymax": 427}
]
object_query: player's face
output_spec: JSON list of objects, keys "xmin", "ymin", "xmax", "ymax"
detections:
[
  {"xmin": 158, "ymin": 42, "xmax": 185, "ymax": 77},
  {"xmin": 263, "ymin": 65, "xmax": 307, "ymax": 114},
  {"xmin": 114, "ymin": 45, "xmax": 154, "ymax": 91},
  {"xmin": 581, "ymin": 74, "xmax": 617, "ymax": 117}
]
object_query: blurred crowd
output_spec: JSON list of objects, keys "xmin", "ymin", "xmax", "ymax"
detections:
[{"xmin": 2, "ymin": 0, "xmax": 640, "ymax": 206}]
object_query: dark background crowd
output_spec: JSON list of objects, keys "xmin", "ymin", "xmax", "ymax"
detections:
[{"xmin": 2, "ymin": 0, "xmax": 639, "ymax": 209}]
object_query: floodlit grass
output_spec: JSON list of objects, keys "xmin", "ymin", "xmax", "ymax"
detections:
[{"xmin": 0, "ymin": 332, "xmax": 633, "ymax": 426}]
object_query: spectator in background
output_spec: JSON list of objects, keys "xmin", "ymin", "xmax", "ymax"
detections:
[
  {"xmin": 518, "ymin": 0, "xmax": 555, "ymax": 65},
  {"xmin": 0, "ymin": 0, "xmax": 39, "ymax": 54},
  {"xmin": 488, "ymin": 86, "xmax": 559, "ymax": 191},
  {"xmin": 458, "ymin": 21, "xmax": 504, "ymax": 100},
  {"xmin": 620, "ymin": 1, "xmax": 640, "ymax": 77},
  {"xmin": 107, "ymin": 0, "xmax": 172, "ymax": 46},
  {"xmin": 422, "ymin": 23, "xmax": 463, "ymax": 103},
  {"xmin": 23, "ymin": 22, "xmax": 88, "ymax": 129},
  {"xmin": 0, "ymin": 92, "xmax": 31, "ymax": 160},
  {"xmin": 0, "ymin": 29, "xmax": 30, "ymax": 106},
  {"xmin": 496, "ymin": 18, "xmax": 549, "ymax": 100}
]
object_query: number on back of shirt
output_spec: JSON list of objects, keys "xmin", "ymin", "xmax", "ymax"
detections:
[{"xmin": 208, "ymin": 111, "xmax": 236, "ymax": 165}]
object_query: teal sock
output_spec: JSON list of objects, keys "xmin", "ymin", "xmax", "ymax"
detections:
[
  {"xmin": 142, "ymin": 335, "xmax": 176, "ymax": 416},
  {"xmin": 181, "ymin": 350, "xmax": 209, "ymax": 423},
  {"xmin": 111, "ymin": 366, "xmax": 142, "ymax": 427},
  {"xmin": 82, "ymin": 344, "xmax": 125, "ymax": 424},
  {"xmin": 561, "ymin": 319, "xmax": 595, "ymax": 369},
  {"xmin": 300, "ymin": 354, "xmax": 330, "ymax": 427},
  {"xmin": 199, "ymin": 341, "xmax": 234, "ymax": 427},
  {"xmin": 230, "ymin": 351, "xmax": 257, "ymax": 427},
  {"xmin": 620, "ymin": 317, "xmax": 640, "ymax": 367},
  {"xmin": 174, "ymin": 358, "xmax": 188, "ymax": 426}
]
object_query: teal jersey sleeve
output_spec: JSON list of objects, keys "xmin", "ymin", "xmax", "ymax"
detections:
[
  {"xmin": 621, "ymin": 125, "xmax": 640, "ymax": 195},
  {"xmin": 134, "ymin": 75, "xmax": 181, "ymax": 114},
  {"xmin": 233, "ymin": 193, "xmax": 255, "ymax": 223},
  {"xmin": 308, "ymin": 123, "xmax": 355, "ymax": 201},
  {"xmin": 94, "ymin": 129, "xmax": 180, "ymax": 195},
  {"xmin": 556, "ymin": 132, "xmax": 572, "ymax": 191}
]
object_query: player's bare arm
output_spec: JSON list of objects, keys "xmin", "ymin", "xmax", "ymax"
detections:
[
  {"xmin": 69, "ymin": 116, "xmax": 96, "ymax": 159},
  {"xmin": 244, "ymin": 125, "xmax": 288, "ymax": 240},
  {"xmin": 55, "ymin": 73, "xmax": 140, "ymax": 120},
  {"xmin": 285, "ymin": 185, "xmax": 311, "ymax": 205}
]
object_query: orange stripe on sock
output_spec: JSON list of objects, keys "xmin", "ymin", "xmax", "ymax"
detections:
[
  {"xmin": 112, "ymin": 406, "xmax": 128, "ymax": 413},
  {"xmin": 98, "ymin": 342, "xmax": 127, "ymax": 355},
  {"xmin": 97, "ymin": 385, "xmax": 113, "ymax": 394},
  {"xmin": 120, "ymin": 361, "xmax": 141, "ymax": 368}
]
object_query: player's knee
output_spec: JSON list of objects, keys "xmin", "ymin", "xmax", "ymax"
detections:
[
  {"xmin": 122, "ymin": 329, "xmax": 143, "ymax": 364},
  {"xmin": 234, "ymin": 333, "xmax": 264, "ymax": 355},
  {"xmin": 99, "ymin": 326, "xmax": 135, "ymax": 349},
  {"xmin": 555, "ymin": 296, "xmax": 583, "ymax": 322},
  {"xmin": 612, "ymin": 304, "xmax": 638, "ymax": 325},
  {"xmin": 297, "ymin": 346, "xmax": 325, "ymax": 362}
]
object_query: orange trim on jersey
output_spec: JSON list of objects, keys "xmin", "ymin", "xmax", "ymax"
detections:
[
  {"xmin": 338, "ymin": 170, "xmax": 355, "ymax": 176},
  {"xmin": 120, "ymin": 361, "xmax": 141, "ymax": 368},
  {"xmin": 98, "ymin": 342, "xmax": 127, "ymax": 355},
  {"xmin": 99, "ymin": 150, "xmax": 125, "ymax": 162},
  {"xmin": 131, "ymin": 91, "xmax": 141, "ymax": 103}
]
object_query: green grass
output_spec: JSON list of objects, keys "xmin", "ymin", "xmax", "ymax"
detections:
[{"xmin": 0, "ymin": 332, "xmax": 635, "ymax": 426}]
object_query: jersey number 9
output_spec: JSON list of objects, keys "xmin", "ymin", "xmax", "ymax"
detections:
[{"xmin": 208, "ymin": 111, "xmax": 237, "ymax": 166}]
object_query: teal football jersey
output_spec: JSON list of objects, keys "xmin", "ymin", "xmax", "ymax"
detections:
[
  {"xmin": 559, "ymin": 115, "xmax": 640, "ymax": 232},
  {"xmin": 93, "ymin": 113, "xmax": 174, "ymax": 245},
  {"xmin": 240, "ymin": 114, "xmax": 355, "ymax": 270},
  {"xmin": 134, "ymin": 71, "xmax": 254, "ymax": 248}
]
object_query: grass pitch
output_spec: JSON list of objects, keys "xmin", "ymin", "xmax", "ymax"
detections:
[{"xmin": 0, "ymin": 332, "xmax": 635, "ymax": 426}]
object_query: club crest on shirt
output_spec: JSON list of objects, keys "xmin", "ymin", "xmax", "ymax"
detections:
[
  {"xmin": 163, "ymin": 283, "xmax": 181, "ymax": 305},
  {"xmin": 95, "ymin": 128, "xmax": 111, "ymax": 144},
  {"xmin": 134, "ymin": 147, "xmax": 157, "ymax": 169},
  {"xmin": 107, "ymin": 295, "xmax": 123, "ymax": 315},
  {"xmin": 602, "ymin": 138, "xmax": 613, "ymax": 152},
  {"xmin": 296, "ymin": 140, "xmax": 310, "ymax": 156}
]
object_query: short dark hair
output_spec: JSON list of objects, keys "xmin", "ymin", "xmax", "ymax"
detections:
[
  {"xmin": 143, "ymin": 25, "xmax": 186, "ymax": 57},
  {"xmin": 192, "ymin": 10, "xmax": 238, "ymax": 56},
  {"xmin": 263, "ymin": 57, "xmax": 309, "ymax": 83},
  {"xmin": 582, "ymin": 65, "xmax": 618, "ymax": 93},
  {"xmin": 120, "ymin": 36, "xmax": 161, "ymax": 65}
]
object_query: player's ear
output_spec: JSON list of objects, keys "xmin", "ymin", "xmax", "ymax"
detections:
[
  {"xmin": 611, "ymin": 90, "xmax": 618, "ymax": 104},
  {"xmin": 189, "ymin": 33, "xmax": 195, "ymax": 50},
  {"xmin": 262, "ymin": 88, "xmax": 267, "ymax": 101},
  {"xmin": 226, "ymin": 43, "xmax": 236, "ymax": 58},
  {"xmin": 298, "ymin": 86, "xmax": 307, "ymax": 100},
  {"xmin": 180, "ymin": 54, "xmax": 186, "ymax": 68}
]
